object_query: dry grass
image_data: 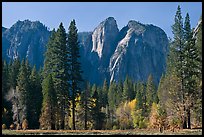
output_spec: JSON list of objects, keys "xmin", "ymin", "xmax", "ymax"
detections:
[{"xmin": 2, "ymin": 129, "xmax": 202, "ymax": 135}]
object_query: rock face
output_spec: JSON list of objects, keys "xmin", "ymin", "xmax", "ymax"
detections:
[
  {"xmin": 80, "ymin": 17, "xmax": 119, "ymax": 84},
  {"xmin": 80, "ymin": 18, "xmax": 168, "ymax": 85},
  {"xmin": 2, "ymin": 20, "xmax": 51, "ymax": 69},
  {"xmin": 193, "ymin": 17, "xmax": 202, "ymax": 39},
  {"xmin": 2, "ymin": 17, "xmax": 168, "ymax": 85},
  {"xmin": 109, "ymin": 21, "xmax": 168, "ymax": 84}
]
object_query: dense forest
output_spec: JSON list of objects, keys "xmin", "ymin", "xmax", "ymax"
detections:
[{"xmin": 2, "ymin": 6, "xmax": 202, "ymax": 132}]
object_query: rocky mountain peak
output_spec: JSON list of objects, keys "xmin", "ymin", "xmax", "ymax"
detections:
[
  {"xmin": 109, "ymin": 21, "xmax": 168, "ymax": 84},
  {"xmin": 128, "ymin": 20, "xmax": 144, "ymax": 28},
  {"xmin": 2, "ymin": 20, "xmax": 51, "ymax": 69},
  {"xmin": 91, "ymin": 17, "xmax": 119, "ymax": 59},
  {"xmin": 3, "ymin": 18, "xmax": 169, "ymax": 86},
  {"xmin": 10, "ymin": 20, "xmax": 47, "ymax": 33},
  {"xmin": 127, "ymin": 20, "xmax": 145, "ymax": 34}
]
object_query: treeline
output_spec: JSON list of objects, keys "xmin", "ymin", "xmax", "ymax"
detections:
[
  {"xmin": 2, "ymin": 59, "xmax": 43, "ymax": 129},
  {"xmin": 2, "ymin": 5, "xmax": 202, "ymax": 131},
  {"xmin": 159, "ymin": 6, "xmax": 202, "ymax": 130}
]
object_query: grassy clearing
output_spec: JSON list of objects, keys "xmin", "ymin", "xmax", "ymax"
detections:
[{"xmin": 2, "ymin": 129, "xmax": 202, "ymax": 135}]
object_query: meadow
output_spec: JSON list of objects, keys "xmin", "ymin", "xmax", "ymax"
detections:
[{"xmin": 2, "ymin": 129, "xmax": 202, "ymax": 135}]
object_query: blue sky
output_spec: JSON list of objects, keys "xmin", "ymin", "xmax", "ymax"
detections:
[{"xmin": 2, "ymin": 2, "xmax": 202, "ymax": 38}]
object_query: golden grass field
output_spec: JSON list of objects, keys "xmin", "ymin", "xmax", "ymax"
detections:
[{"xmin": 2, "ymin": 129, "xmax": 202, "ymax": 135}]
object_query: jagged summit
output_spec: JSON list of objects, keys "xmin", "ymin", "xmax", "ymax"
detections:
[
  {"xmin": 91, "ymin": 17, "xmax": 119, "ymax": 59},
  {"xmin": 2, "ymin": 20, "xmax": 51, "ymax": 69},
  {"xmin": 128, "ymin": 20, "xmax": 145, "ymax": 28},
  {"xmin": 2, "ymin": 18, "xmax": 169, "ymax": 85}
]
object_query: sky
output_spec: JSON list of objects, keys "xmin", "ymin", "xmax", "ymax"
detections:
[{"xmin": 2, "ymin": 2, "xmax": 202, "ymax": 38}]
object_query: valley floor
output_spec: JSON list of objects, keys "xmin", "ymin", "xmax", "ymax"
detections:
[{"xmin": 2, "ymin": 129, "xmax": 202, "ymax": 135}]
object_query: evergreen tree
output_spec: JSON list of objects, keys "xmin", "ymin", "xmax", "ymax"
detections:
[
  {"xmin": 183, "ymin": 13, "xmax": 200, "ymax": 129},
  {"xmin": 2, "ymin": 61, "xmax": 9, "ymax": 109},
  {"xmin": 136, "ymin": 89, "xmax": 142, "ymax": 110},
  {"xmin": 42, "ymin": 23, "xmax": 70, "ymax": 129},
  {"xmin": 9, "ymin": 58, "xmax": 21, "ymax": 89},
  {"xmin": 39, "ymin": 74, "xmax": 56, "ymax": 130},
  {"xmin": 146, "ymin": 74, "xmax": 157, "ymax": 108},
  {"xmin": 108, "ymin": 81, "xmax": 118, "ymax": 109},
  {"xmin": 52, "ymin": 23, "xmax": 69, "ymax": 129},
  {"xmin": 171, "ymin": 5, "xmax": 187, "ymax": 129},
  {"xmin": 67, "ymin": 20, "xmax": 83, "ymax": 130},
  {"xmin": 81, "ymin": 81, "xmax": 92, "ymax": 130},
  {"xmin": 102, "ymin": 79, "xmax": 109, "ymax": 108},
  {"xmin": 16, "ymin": 59, "xmax": 30, "ymax": 125},
  {"xmin": 25, "ymin": 58, "xmax": 31, "ymax": 77},
  {"xmin": 136, "ymin": 82, "xmax": 147, "ymax": 116},
  {"xmin": 108, "ymin": 81, "xmax": 117, "ymax": 127},
  {"xmin": 122, "ymin": 75, "xmax": 133, "ymax": 101},
  {"xmin": 116, "ymin": 80, "xmax": 123, "ymax": 107},
  {"xmin": 163, "ymin": 36, "xmax": 186, "ymax": 130},
  {"xmin": 91, "ymin": 89, "xmax": 106, "ymax": 130},
  {"xmin": 157, "ymin": 74, "xmax": 165, "ymax": 106},
  {"xmin": 97, "ymin": 86, "xmax": 103, "ymax": 109},
  {"xmin": 2, "ymin": 60, "xmax": 13, "ymax": 127},
  {"xmin": 91, "ymin": 84, "xmax": 97, "ymax": 97},
  {"xmin": 29, "ymin": 65, "xmax": 43, "ymax": 129},
  {"xmin": 43, "ymin": 30, "xmax": 56, "ymax": 78}
]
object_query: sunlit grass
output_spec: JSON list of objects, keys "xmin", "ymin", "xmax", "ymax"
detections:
[{"xmin": 2, "ymin": 129, "xmax": 202, "ymax": 135}]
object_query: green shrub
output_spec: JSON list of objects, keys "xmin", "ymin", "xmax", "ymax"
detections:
[
  {"xmin": 139, "ymin": 119, "xmax": 148, "ymax": 129},
  {"xmin": 112, "ymin": 125, "xmax": 118, "ymax": 130}
]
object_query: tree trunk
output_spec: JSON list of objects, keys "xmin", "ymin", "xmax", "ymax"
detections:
[
  {"xmin": 51, "ymin": 106, "xmax": 55, "ymax": 130},
  {"xmin": 183, "ymin": 117, "xmax": 187, "ymax": 129},
  {"xmin": 72, "ymin": 96, "xmax": 75, "ymax": 130},
  {"xmin": 84, "ymin": 89, "xmax": 88, "ymax": 130},
  {"xmin": 61, "ymin": 119, "xmax": 65, "ymax": 130},
  {"xmin": 61, "ymin": 97, "xmax": 65, "ymax": 130},
  {"xmin": 187, "ymin": 108, "xmax": 191, "ymax": 129}
]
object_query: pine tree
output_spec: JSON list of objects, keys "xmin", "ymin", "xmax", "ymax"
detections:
[
  {"xmin": 108, "ymin": 81, "xmax": 117, "ymax": 127},
  {"xmin": 91, "ymin": 89, "xmax": 106, "ymax": 130},
  {"xmin": 102, "ymin": 79, "xmax": 109, "ymax": 108},
  {"xmin": 97, "ymin": 86, "xmax": 103, "ymax": 109},
  {"xmin": 39, "ymin": 74, "xmax": 56, "ymax": 130},
  {"xmin": 42, "ymin": 23, "xmax": 70, "ymax": 129},
  {"xmin": 16, "ymin": 59, "xmax": 30, "ymax": 125},
  {"xmin": 52, "ymin": 23, "xmax": 69, "ymax": 129},
  {"xmin": 81, "ymin": 81, "xmax": 92, "ymax": 130},
  {"xmin": 171, "ymin": 5, "xmax": 187, "ymax": 129},
  {"xmin": 9, "ymin": 58, "xmax": 21, "ymax": 89},
  {"xmin": 146, "ymin": 74, "xmax": 157, "ymax": 109},
  {"xmin": 136, "ymin": 82, "xmax": 146, "ymax": 116},
  {"xmin": 136, "ymin": 89, "xmax": 142, "ymax": 110},
  {"xmin": 43, "ymin": 30, "xmax": 56, "ymax": 78},
  {"xmin": 116, "ymin": 80, "xmax": 123, "ymax": 107},
  {"xmin": 2, "ymin": 61, "xmax": 9, "ymax": 108},
  {"xmin": 183, "ymin": 13, "xmax": 200, "ymax": 129},
  {"xmin": 2, "ymin": 60, "xmax": 13, "ymax": 127},
  {"xmin": 123, "ymin": 75, "xmax": 133, "ymax": 101},
  {"xmin": 67, "ymin": 20, "xmax": 83, "ymax": 130},
  {"xmin": 108, "ymin": 81, "xmax": 118, "ymax": 109},
  {"xmin": 29, "ymin": 65, "xmax": 43, "ymax": 129},
  {"xmin": 157, "ymin": 74, "xmax": 165, "ymax": 107},
  {"xmin": 25, "ymin": 58, "xmax": 31, "ymax": 77}
]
